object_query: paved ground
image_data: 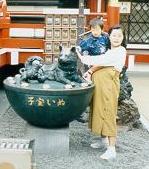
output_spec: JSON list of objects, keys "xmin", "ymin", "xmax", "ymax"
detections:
[
  {"xmin": 128, "ymin": 71, "xmax": 149, "ymax": 130},
  {"xmin": 0, "ymin": 71, "xmax": 149, "ymax": 169}
]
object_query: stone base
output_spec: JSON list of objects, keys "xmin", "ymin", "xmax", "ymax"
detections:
[
  {"xmin": 117, "ymin": 99, "xmax": 142, "ymax": 128},
  {"xmin": 26, "ymin": 126, "xmax": 69, "ymax": 156},
  {"xmin": 0, "ymin": 138, "xmax": 33, "ymax": 169}
]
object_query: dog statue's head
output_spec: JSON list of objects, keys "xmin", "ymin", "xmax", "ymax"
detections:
[
  {"xmin": 58, "ymin": 46, "xmax": 78, "ymax": 72},
  {"xmin": 25, "ymin": 56, "xmax": 44, "ymax": 70},
  {"xmin": 19, "ymin": 56, "xmax": 44, "ymax": 81}
]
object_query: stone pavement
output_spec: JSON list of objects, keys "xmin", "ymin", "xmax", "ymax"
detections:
[{"xmin": 128, "ymin": 70, "xmax": 149, "ymax": 131}]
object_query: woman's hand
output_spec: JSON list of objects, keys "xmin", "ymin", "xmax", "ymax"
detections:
[
  {"xmin": 83, "ymin": 70, "xmax": 93, "ymax": 82},
  {"xmin": 76, "ymin": 48, "xmax": 83, "ymax": 61}
]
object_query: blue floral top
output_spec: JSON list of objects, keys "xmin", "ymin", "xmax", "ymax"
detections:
[{"xmin": 79, "ymin": 32, "xmax": 110, "ymax": 56}]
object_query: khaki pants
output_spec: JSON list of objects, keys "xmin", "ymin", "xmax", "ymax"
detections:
[
  {"xmin": 89, "ymin": 67, "xmax": 120, "ymax": 137},
  {"xmin": 0, "ymin": 162, "xmax": 15, "ymax": 169}
]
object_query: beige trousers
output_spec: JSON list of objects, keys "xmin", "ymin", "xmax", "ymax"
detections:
[{"xmin": 89, "ymin": 67, "xmax": 120, "ymax": 137}]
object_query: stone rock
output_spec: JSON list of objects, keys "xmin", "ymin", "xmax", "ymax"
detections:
[
  {"xmin": 117, "ymin": 99, "xmax": 142, "ymax": 129},
  {"xmin": 118, "ymin": 66, "xmax": 133, "ymax": 102}
]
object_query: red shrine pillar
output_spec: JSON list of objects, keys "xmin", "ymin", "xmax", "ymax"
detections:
[{"xmin": 107, "ymin": 0, "xmax": 120, "ymax": 28}]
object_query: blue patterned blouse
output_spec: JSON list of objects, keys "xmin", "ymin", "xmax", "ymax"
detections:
[{"xmin": 79, "ymin": 32, "xmax": 110, "ymax": 56}]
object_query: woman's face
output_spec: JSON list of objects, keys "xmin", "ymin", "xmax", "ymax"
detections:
[
  {"xmin": 91, "ymin": 25, "xmax": 102, "ymax": 37},
  {"xmin": 109, "ymin": 29, "xmax": 124, "ymax": 48}
]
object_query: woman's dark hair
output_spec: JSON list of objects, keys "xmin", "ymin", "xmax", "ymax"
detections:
[
  {"xmin": 108, "ymin": 25, "xmax": 127, "ymax": 48},
  {"xmin": 89, "ymin": 18, "xmax": 104, "ymax": 30}
]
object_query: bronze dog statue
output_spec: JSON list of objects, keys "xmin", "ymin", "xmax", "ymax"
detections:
[{"xmin": 19, "ymin": 47, "xmax": 88, "ymax": 87}]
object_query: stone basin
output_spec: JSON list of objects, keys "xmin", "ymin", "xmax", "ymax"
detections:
[{"xmin": 3, "ymin": 79, "xmax": 94, "ymax": 128}]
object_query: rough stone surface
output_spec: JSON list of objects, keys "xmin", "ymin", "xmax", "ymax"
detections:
[
  {"xmin": 119, "ymin": 66, "xmax": 133, "ymax": 102},
  {"xmin": 69, "ymin": 121, "xmax": 149, "ymax": 169},
  {"xmin": 117, "ymin": 99, "xmax": 142, "ymax": 128},
  {"xmin": 117, "ymin": 67, "xmax": 141, "ymax": 128}
]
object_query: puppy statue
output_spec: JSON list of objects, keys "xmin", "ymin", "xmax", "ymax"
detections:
[{"xmin": 19, "ymin": 56, "xmax": 44, "ymax": 83}]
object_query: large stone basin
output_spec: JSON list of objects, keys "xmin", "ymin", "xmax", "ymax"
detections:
[{"xmin": 4, "ymin": 79, "xmax": 94, "ymax": 128}]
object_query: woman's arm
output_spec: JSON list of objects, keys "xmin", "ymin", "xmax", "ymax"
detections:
[{"xmin": 77, "ymin": 46, "xmax": 126, "ymax": 67}]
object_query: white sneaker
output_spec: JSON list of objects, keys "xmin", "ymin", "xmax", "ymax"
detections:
[
  {"xmin": 100, "ymin": 146, "xmax": 116, "ymax": 160},
  {"xmin": 90, "ymin": 137, "xmax": 109, "ymax": 149},
  {"xmin": 101, "ymin": 137, "xmax": 109, "ymax": 147},
  {"xmin": 90, "ymin": 142, "xmax": 101, "ymax": 149}
]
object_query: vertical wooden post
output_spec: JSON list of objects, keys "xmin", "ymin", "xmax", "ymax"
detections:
[
  {"xmin": 107, "ymin": 0, "xmax": 120, "ymax": 28},
  {"xmin": 77, "ymin": 0, "xmax": 85, "ymax": 44},
  {"xmin": 87, "ymin": 0, "xmax": 107, "ymax": 12},
  {"xmin": 128, "ymin": 55, "xmax": 135, "ymax": 71},
  {"xmin": 87, "ymin": 0, "xmax": 97, "ymax": 12},
  {"xmin": 0, "ymin": 0, "xmax": 10, "ymax": 67},
  {"xmin": 0, "ymin": 0, "xmax": 10, "ymax": 39}
]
